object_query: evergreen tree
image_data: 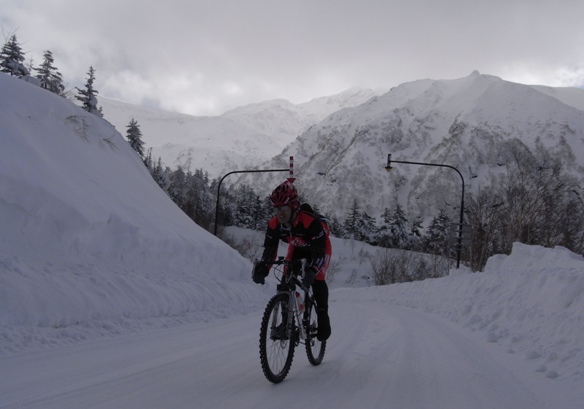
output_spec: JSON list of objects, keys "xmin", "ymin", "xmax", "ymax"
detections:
[
  {"xmin": 76, "ymin": 66, "xmax": 102, "ymax": 117},
  {"xmin": 343, "ymin": 198, "xmax": 361, "ymax": 239},
  {"xmin": 168, "ymin": 166, "xmax": 187, "ymax": 208},
  {"xmin": 410, "ymin": 216, "xmax": 424, "ymax": 250},
  {"xmin": 376, "ymin": 207, "xmax": 391, "ymax": 246},
  {"xmin": 377, "ymin": 205, "xmax": 409, "ymax": 248},
  {"xmin": 0, "ymin": 34, "xmax": 29, "ymax": 77},
  {"xmin": 149, "ymin": 156, "xmax": 170, "ymax": 192},
  {"xmin": 144, "ymin": 148, "xmax": 154, "ymax": 171},
  {"xmin": 35, "ymin": 50, "xmax": 65, "ymax": 95},
  {"xmin": 235, "ymin": 184, "xmax": 258, "ymax": 228},
  {"xmin": 388, "ymin": 204, "xmax": 409, "ymax": 249},
  {"xmin": 357, "ymin": 210, "xmax": 378, "ymax": 243},
  {"xmin": 424, "ymin": 209, "xmax": 452, "ymax": 255},
  {"xmin": 125, "ymin": 118, "xmax": 145, "ymax": 159}
]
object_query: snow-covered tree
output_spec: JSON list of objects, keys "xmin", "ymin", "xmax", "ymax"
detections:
[
  {"xmin": 0, "ymin": 34, "xmax": 29, "ymax": 77},
  {"xmin": 388, "ymin": 204, "xmax": 409, "ymax": 249},
  {"xmin": 125, "ymin": 118, "xmax": 145, "ymax": 159},
  {"xmin": 357, "ymin": 211, "xmax": 378, "ymax": 243},
  {"xmin": 410, "ymin": 216, "xmax": 424, "ymax": 250},
  {"xmin": 76, "ymin": 66, "xmax": 102, "ymax": 117},
  {"xmin": 35, "ymin": 50, "xmax": 65, "ymax": 95},
  {"xmin": 168, "ymin": 166, "xmax": 187, "ymax": 207},
  {"xmin": 343, "ymin": 198, "xmax": 361, "ymax": 240},
  {"xmin": 150, "ymin": 156, "xmax": 170, "ymax": 191},
  {"xmin": 378, "ymin": 204, "xmax": 410, "ymax": 248},
  {"xmin": 424, "ymin": 209, "xmax": 452, "ymax": 255},
  {"xmin": 342, "ymin": 199, "xmax": 377, "ymax": 243}
]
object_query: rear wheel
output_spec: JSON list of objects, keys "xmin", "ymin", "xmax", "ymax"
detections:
[
  {"xmin": 305, "ymin": 301, "xmax": 326, "ymax": 365},
  {"xmin": 259, "ymin": 293, "xmax": 296, "ymax": 383}
]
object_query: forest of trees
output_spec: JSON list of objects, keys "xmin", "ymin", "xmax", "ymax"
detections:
[
  {"xmin": 5, "ymin": 32, "xmax": 584, "ymax": 278},
  {"xmin": 137, "ymin": 139, "xmax": 584, "ymax": 275}
]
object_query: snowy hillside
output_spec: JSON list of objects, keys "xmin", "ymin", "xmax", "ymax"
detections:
[
  {"xmin": 1, "ymin": 72, "xmax": 584, "ymax": 407},
  {"xmin": 0, "ymin": 73, "xmax": 262, "ymax": 330},
  {"xmin": 99, "ymin": 87, "xmax": 381, "ymax": 178},
  {"xmin": 250, "ymin": 72, "xmax": 584, "ymax": 221}
]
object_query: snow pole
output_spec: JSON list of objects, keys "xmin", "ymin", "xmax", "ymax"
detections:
[{"xmin": 287, "ymin": 156, "xmax": 296, "ymax": 183}]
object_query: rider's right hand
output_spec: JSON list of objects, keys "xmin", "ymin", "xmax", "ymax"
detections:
[{"xmin": 253, "ymin": 263, "xmax": 269, "ymax": 285}]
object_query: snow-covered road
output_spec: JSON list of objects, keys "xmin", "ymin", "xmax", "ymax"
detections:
[{"xmin": 1, "ymin": 299, "xmax": 576, "ymax": 409}]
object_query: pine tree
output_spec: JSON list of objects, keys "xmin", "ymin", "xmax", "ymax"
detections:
[
  {"xmin": 76, "ymin": 66, "xmax": 102, "ymax": 117},
  {"xmin": 388, "ymin": 204, "xmax": 409, "ymax": 249},
  {"xmin": 35, "ymin": 50, "xmax": 65, "ymax": 95},
  {"xmin": 168, "ymin": 166, "xmax": 187, "ymax": 208},
  {"xmin": 424, "ymin": 209, "xmax": 452, "ymax": 254},
  {"xmin": 235, "ymin": 184, "xmax": 257, "ymax": 228},
  {"xmin": 357, "ymin": 211, "xmax": 378, "ymax": 243},
  {"xmin": 150, "ymin": 156, "xmax": 170, "ymax": 192},
  {"xmin": 125, "ymin": 118, "xmax": 145, "ymax": 159},
  {"xmin": 343, "ymin": 198, "xmax": 361, "ymax": 240},
  {"xmin": 410, "ymin": 216, "xmax": 423, "ymax": 250},
  {"xmin": 376, "ymin": 207, "xmax": 391, "ymax": 246},
  {"xmin": 0, "ymin": 34, "xmax": 29, "ymax": 77}
]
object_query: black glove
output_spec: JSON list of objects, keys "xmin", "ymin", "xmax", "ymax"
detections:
[
  {"xmin": 253, "ymin": 263, "xmax": 269, "ymax": 285},
  {"xmin": 302, "ymin": 265, "xmax": 316, "ymax": 287}
]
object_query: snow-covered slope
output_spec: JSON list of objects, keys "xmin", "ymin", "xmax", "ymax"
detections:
[
  {"xmin": 0, "ymin": 73, "xmax": 261, "ymax": 329},
  {"xmin": 99, "ymin": 87, "xmax": 381, "ymax": 178}
]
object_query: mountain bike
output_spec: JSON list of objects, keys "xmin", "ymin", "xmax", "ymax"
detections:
[{"xmin": 255, "ymin": 257, "xmax": 326, "ymax": 383}]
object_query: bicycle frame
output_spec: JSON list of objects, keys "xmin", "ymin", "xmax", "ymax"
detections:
[{"xmin": 263, "ymin": 257, "xmax": 315, "ymax": 342}]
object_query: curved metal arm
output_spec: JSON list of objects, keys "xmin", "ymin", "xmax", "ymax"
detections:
[
  {"xmin": 213, "ymin": 168, "xmax": 289, "ymax": 235},
  {"xmin": 386, "ymin": 154, "xmax": 465, "ymax": 268}
]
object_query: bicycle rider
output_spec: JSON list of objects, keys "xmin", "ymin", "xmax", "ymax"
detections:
[{"xmin": 252, "ymin": 180, "xmax": 332, "ymax": 341}]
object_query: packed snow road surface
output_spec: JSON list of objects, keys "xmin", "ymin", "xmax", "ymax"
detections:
[{"xmin": 0, "ymin": 300, "xmax": 575, "ymax": 409}]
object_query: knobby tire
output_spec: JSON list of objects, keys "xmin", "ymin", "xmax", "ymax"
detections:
[
  {"xmin": 305, "ymin": 300, "xmax": 326, "ymax": 365},
  {"xmin": 259, "ymin": 293, "xmax": 296, "ymax": 383}
]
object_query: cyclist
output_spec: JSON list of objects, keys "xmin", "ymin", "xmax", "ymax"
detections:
[{"xmin": 253, "ymin": 180, "xmax": 332, "ymax": 341}]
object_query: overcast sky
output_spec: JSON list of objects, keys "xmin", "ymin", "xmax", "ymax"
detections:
[{"xmin": 2, "ymin": 0, "xmax": 584, "ymax": 116}]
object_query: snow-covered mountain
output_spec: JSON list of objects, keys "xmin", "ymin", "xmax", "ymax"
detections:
[
  {"xmin": 249, "ymin": 71, "xmax": 584, "ymax": 221},
  {"xmin": 99, "ymin": 87, "xmax": 383, "ymax": 177},
  {"xmin": 100, "ymin": 71, "xmax": 584, "ymax": 224}
]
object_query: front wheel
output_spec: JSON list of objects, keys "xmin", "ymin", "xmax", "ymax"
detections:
[
  {"xmin": 305, "ymin": 300, "xmax": 326, "ymax": 365},
  {"xmin": 259, "ymin": 293, "xmax": 296, "ymax": 383}
]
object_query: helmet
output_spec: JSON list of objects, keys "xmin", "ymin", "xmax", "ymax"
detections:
[{"xmin": 270, "ymin": 181, "xmax": 299, "ymax": 208}]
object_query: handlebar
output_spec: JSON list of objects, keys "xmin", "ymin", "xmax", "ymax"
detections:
[
  {"xmin": 254, "ymin": 257, "xmax": 311, "ymax": 291},
  {"xmin": 256, "ymin": 257, "xmax": 295, "ymax": 265}
]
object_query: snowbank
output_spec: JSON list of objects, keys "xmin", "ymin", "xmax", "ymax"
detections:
[{"xmin": 334, "ymin": 242, "xmax": 584, "ymax": 382}]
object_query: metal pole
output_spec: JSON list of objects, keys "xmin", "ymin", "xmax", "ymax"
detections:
[
  {"xmin": 385, "ymin": 154, "xmax": 465, "ymax": 268},
  {"xmin": 213, "ymin": 168, "xmax": 289, "ymax": 235}
]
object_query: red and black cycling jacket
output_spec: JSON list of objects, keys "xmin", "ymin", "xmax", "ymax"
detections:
[{"xmin": 261, "ymin": 210, "xmax": 331, "ymax": 279}]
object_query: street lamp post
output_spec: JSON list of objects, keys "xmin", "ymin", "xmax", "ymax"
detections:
[
  {"xmin": 385, "ymin": 154, "xmax": 466, "ymax": 268},
  {"xmin": 213, "ymin": 156, "xmax": 296, "ymax": 236}
]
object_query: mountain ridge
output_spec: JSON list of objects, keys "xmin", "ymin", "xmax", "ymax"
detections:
[
  {"xmin": 243, "ymin": 72, "xmax": 584, "ymax": 222},
  {"xmin": 99, "ymin": 72, "xmax": 584, "ymax": 224},
  {"xmin": 99, "ymin": 87, "xmax": 382, "ymax": 177}
]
